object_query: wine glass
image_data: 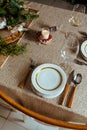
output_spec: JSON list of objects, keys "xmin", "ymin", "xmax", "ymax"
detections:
[
  {"xmin": 69, "ymin": 4, "xmax": 86, "ymax": 26},
  {"xmin": 60, "ymin": 33, "xmax": 79, "ymax": 71}
]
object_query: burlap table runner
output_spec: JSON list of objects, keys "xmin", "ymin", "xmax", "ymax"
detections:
[{"xmin": 0, "ymin": 1, "xmax": 87, "ymax": 124}]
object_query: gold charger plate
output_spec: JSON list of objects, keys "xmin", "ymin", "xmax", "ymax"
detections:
[{"xmin": 31, "ymin": 63, "xmax": 67, "ymax": 98}]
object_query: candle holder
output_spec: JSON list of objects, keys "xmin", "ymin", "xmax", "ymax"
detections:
[{"xmin": 37, "ymin": 28, "xmax": 52, "ymax": 45}]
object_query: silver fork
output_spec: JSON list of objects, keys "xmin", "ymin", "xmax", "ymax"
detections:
[{"xmin": 74, "ymin": 58, "xmax": 87, "ymax": 66}]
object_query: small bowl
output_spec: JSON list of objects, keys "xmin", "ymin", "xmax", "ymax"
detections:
[{"xmin": 80, "ymin": 40, "xmax": 87, "ymax": 61}]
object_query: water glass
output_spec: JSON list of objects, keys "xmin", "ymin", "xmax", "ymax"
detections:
[
  {"xmin": 69, "ymin": 4, "xmax": 86, "ymax": 26},
  {"xmin": 60, "ymin": 33, "xmax": 79, "ymax": 70}
]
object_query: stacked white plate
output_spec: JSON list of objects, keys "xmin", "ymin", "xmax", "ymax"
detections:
[
  {"xmin": 31, "ymin": 63, "xmax": 67, "ymax": 98},
  {"xmin": 80, "ymin": 40, "xmax": 87, "ymax": 61}
]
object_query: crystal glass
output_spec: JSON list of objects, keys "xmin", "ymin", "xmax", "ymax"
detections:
[
  {"xmin": 69, "ymin": 4, "xmax": 86, "ymax": 26},
  {"xmin": 60, "ymin": 33, "xmax": 79, "ymax": 71}
]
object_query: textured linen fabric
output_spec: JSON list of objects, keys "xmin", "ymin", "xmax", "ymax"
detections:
[{"xmin": 0, "ymin": 0, "xmax": 87, "ymax": 124}]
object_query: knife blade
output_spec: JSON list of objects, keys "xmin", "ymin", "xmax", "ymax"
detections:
[{"xmin": 61, "ymin": 70, "xmax": 74, "ymax": 105}]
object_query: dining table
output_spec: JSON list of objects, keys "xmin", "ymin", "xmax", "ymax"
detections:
[{"xmin": 0, "ymin": 0, "xmax": 87, "ymax": 127}]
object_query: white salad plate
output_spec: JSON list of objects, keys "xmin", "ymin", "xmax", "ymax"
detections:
[
  {"xmin": 80, "ymin": 40, "xmax": 87, "ymax": 61},
  {"xmin": 31, "ymin": 63, "xmax": 67, "ymax": 98}
]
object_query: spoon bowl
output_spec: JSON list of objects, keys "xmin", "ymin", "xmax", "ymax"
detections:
[{"xmin": 73, "ymin": 73, "xmax": 82, "ymax": 85}]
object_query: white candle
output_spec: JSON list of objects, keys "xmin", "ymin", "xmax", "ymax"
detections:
[{"xmin": 41, "ymin": 29, "xmax": 50, "ymax": 39}]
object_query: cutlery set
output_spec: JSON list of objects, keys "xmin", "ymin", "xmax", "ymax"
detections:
[
  {"xmin": 68, "ymin": 73, "xmax": 82, "ymax": 108},
  {"xmin": 61, "ymin": 70, "xmax": 82, "ymax": 108},
  {"xmin": 61, "ymin": 70, "xmax": 74, "ymax": 106}
]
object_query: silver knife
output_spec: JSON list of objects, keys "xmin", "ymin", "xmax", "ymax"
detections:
[{"xmin": 61, "ymin": 70, "xmax": 74, "ymax": 105}]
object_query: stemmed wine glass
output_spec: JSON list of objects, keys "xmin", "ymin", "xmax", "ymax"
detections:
[
  {"xmin": 60, "ymin": 33, "xmax": 79, "ymax": 71},
  {"xmin": 69, "ymin": 4, "xmax": 86, "ymax": 27}
]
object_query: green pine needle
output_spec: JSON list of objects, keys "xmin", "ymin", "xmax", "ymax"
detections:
[
  {"xmin": 0, "ymin": 36, "xmax": 27, "ymax": 56},
  {"xmin": 0, "ymin": 0, "xmax": 39, "ymax": 27}
]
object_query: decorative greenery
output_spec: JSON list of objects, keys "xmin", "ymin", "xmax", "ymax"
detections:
[
  {"xmin": 0, "ymin": 0, "xmax": 39, "ymax": 56},
  {"xmin": 0, "ymin": 36, "xmax": 27, "ymax": 56},
  {"xmin": 0, "ymin": 0, "xmax": 39, "ymax": 27}
]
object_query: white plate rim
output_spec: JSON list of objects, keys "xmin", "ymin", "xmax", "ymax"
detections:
[
  {"xmin": 81, "ymin": 40, "xmax": 87, "ymax": 58},
  {"xmin": 31, "ymin": 63, "xmax": 67, "ymax": 97}
]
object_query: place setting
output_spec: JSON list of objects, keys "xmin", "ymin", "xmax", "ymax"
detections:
[
  {"xmin": 18, "ymin": 31, "xmax": 84, "ymax": 105},
  {"xmin": 18, "ymin": 59, "xmax": 82, "ymax": 109}
]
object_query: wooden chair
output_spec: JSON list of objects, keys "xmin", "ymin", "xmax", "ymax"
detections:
[{"xmin": 0, "ymin": 89, "xmax": 87, "ymax": 130}]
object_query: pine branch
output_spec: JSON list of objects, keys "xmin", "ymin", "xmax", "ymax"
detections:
[
  {"xmin": 0, "ymin": 0, "xmax": 39, "ymax": 27},
  {"xmin": 0, "ymin": 36, "xmax": 27, "ymax": 56}
]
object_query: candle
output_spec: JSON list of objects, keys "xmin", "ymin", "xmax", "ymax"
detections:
[{"xmin": 41, "ymin": 29, "xmax": 50, "ymax": 39}]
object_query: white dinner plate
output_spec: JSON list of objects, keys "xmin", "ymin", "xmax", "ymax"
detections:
[
  {"xmin": 31, "ymin": 63, "xmax": 67, "ymax": 98},
  {"xmin": 80, "ymin": 40, "xmax": 87, "ymax": 60}
]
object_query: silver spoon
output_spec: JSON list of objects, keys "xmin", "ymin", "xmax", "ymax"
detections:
[{"xmin": 67, "ymin": 73, "xmax": 82, "ymax": 108}]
